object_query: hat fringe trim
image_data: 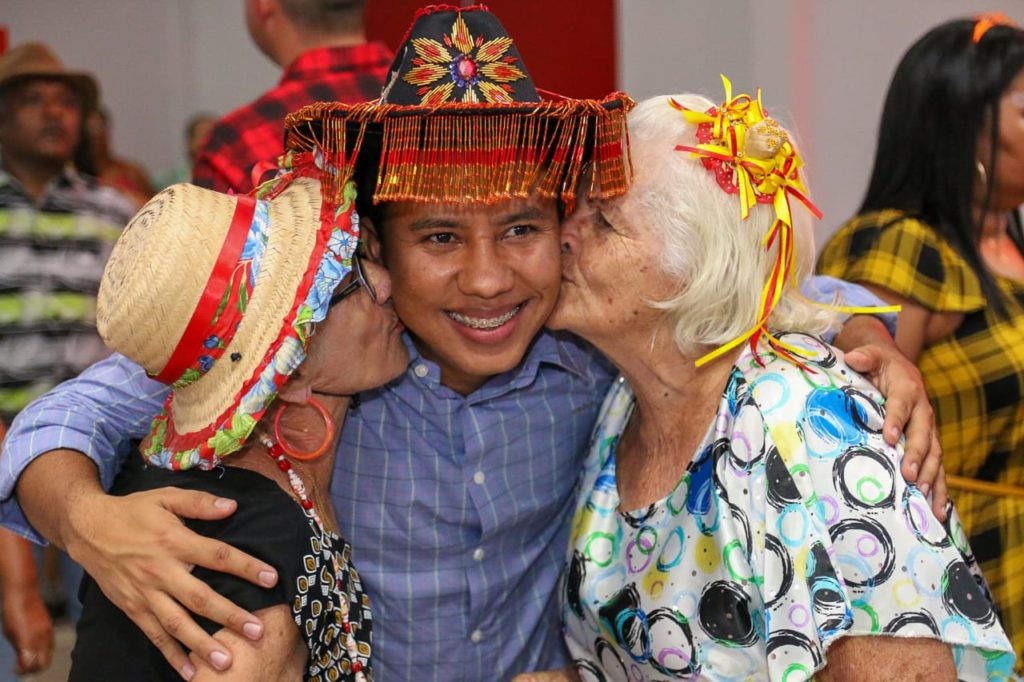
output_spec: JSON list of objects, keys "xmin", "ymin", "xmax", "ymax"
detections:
[{"xmin": 285, "ymin": 93, "xmax": 634, "ymax": 212}]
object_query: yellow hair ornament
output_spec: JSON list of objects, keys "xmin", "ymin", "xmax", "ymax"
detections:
[{"xmin": 672, "ymin": 76, "xmax": 898, "ymax": 368}]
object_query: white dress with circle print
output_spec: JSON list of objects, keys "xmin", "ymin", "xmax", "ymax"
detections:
[{"xmin": 562, "ymin": 334, "xmax": 1015, "ymax": 681}]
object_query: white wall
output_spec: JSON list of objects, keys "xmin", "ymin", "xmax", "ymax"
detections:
[
  {"xmin": 619, "ymin": 0, "xmax": 1023, "ymax": 245},
  {"xmin": 3, "ymin": 0, "xmax": 278, "ymax": 180}
]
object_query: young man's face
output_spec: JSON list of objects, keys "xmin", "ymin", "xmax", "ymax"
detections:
[
  {"xmin": 365, "ymin": 193, "xmax": 562, "ymax": 395},
  {"xmin": 0, "ymin": 79, "xmax": 81, "ymax": 166}
]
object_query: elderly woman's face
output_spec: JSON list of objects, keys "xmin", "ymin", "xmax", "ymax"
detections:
[
  {"xmin": 547, "ymin": 189, "xmax": 675, "ymax": 347},
  {"xmin": 301, "ymin": 260, "xmax": 408, "ymax": 394}
]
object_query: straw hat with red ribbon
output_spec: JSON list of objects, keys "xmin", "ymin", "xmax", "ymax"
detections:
[{"xmin": 98, "ymin": 164, "xmax": 357, "ymax": 470}]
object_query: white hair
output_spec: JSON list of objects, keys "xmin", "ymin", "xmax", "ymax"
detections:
[{"xmin": 618, "ymin": 95, "xmax": 840, "ymax": 356}]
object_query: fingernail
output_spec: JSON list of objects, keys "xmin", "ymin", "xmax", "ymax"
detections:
[
  {"xmin": 908, "ymin": 462, "xmax": 919, "ymax": 476},
  {"xmin": 214, "ymin": 497, "xmax": 234, "ymax": 509},
  {"xmin": 919, "ymin": 483, "xmax": 930, "ymax": 498},
  {"xmin": 258, "ymin": 569, "xmax": 277, "ymax": 587},
  {"xmin": 210, "ymin": 650, "xmax": 230, "ymax": 670},
  {"xmin": 243, "ymin": 621, "xmax": 263, "ymax": 640},
  {"xmin": 181, "ymin": 662, "xmax": 196, "ymax": 680}
]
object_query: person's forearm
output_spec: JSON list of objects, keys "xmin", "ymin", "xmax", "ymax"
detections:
[
  {"xmin": 832, "ymin": 314, "xmax": 892, "ymax": 354},
  {"xmin": 0, "ymin": 529, "xmax": 41, "ymax": 593},
  {"xmin": 803, "ymin": 275, "xmax": 900, "ymax": 339},
  {"xmin": 1, "ymin": 354, "xmax": 167, "ymax": 540},
  {"xmin": 15, "ymin": 449, "xmax": 104, "ymax": 552}
]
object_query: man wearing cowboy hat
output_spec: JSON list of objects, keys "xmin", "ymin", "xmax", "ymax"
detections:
[
  {"xmin": 0, "ymin": 40, "xmax": 134, "ymax": 678},
  {"xmin": 0, "ymin": 42, "xmax": 135, "ymax": 421},
  {"xmin": 0, "ymin": 9, "xmax": 942, "ymax": 682}
]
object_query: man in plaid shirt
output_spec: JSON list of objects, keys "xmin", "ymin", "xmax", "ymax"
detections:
[{"xmin": 193, "ymin": 0, "xmax": 392, "ymax": 194}]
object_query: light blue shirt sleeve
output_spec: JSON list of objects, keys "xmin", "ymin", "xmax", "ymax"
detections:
[
  {"xmin": 802, "ymin": 274, "xmax": 898, "ymax": 339},
  {"xmin": 0, "ymin": 353, "xmax": 168, "ymax": 542}
]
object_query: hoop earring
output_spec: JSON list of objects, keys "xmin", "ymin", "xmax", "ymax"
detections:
[
  {"xmin": 976, "ymin": 159, "xmax": 988, "ymax": 190},
  {"xmin": 273, "ymin": 396, "xmax": 334, "ymax": 461}
]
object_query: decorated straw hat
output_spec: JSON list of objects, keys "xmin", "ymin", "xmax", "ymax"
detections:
[
  {"xmin": 97, "ymin": 175, "xmax": 358, "ymax": 470},
  {"xmin": 281, "ymin": 4, "xmax": 634, "ymax": 212},
  {"xmin": 0, "ymin": 42, "xmax": 99, "ymax": 111}
]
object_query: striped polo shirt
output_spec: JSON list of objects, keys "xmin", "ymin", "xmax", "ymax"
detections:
[{"xmin": 0, "ymin": 166, "xmax": 135, "ymax": 421}]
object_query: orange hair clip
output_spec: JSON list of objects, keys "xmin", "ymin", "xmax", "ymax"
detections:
[{"xmin": 973, "ymin": 12, "xmax": 1018, "ymax": 44}]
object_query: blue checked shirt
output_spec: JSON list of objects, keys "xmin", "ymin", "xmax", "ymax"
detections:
[{"xmin": 0, "ymin": 277, "xmax": 893, "ymax": 681}]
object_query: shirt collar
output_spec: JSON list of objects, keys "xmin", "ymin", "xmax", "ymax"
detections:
[{"xmin": 395, "ymin": 329, "xmax": 601, "ymax": 401}]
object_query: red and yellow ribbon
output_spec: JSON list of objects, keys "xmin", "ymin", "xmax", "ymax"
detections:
[{"xmin": 672, "ymin": 75, "xmax": 898, "ymax": 368}]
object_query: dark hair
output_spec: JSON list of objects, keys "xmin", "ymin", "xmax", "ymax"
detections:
[
  {"xmin": 352, "ymin": 134, "xmax": 387, "ymax": 243},
  {"xmin": 859, "ymin": 18, "xmax": 1024, "ymax": 315},
  {"xmin": 279, "ymin": 0, "xmax": 366, "ymax": 34}
]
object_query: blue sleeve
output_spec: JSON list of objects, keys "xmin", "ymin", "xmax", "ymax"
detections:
[
  {"xmin": 801, "ymin": 274, "xmax": 899, "ymax": 339},
  {"xmin": 0, "ymin": 353, "xmax": 169, "ymax": 542}
]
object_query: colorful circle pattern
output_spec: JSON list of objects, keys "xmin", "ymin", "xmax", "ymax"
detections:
[{"xmin": 563, "ymin": 335, "xmax": 1015, "ymax": 680}]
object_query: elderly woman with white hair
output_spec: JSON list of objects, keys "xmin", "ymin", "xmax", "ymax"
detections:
[{"xmin": 550, "ymin": 87, "xmax": 1017, "ymax": 681}]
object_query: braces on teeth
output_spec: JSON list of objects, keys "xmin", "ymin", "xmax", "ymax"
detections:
[{"xmin": 449, "ymin": 306, "xmax": 520, "ymax": 329}]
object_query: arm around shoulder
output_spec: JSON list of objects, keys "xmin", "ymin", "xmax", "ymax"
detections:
[{"xmin": 1, "ymin": 353, "xmax": 168, "ymax": 534}]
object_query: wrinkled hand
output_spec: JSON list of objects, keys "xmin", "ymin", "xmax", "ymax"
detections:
[
  {"xmin": 66, "ymin": 487, "xmax": 280, "ymax": 680},
  {"xmin": 512, "ymin": 667, "xmax": 581, "ymax": 682},
  {"xmin": 844, "ymin": 344, "xmax": 947, "ymax": 520},
  {"xmin": 2, "ymin": 585, "xmax": 53, "ymax": 674}
]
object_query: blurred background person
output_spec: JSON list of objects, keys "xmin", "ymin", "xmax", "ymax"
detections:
[
  {"xmin": 155, "ymin": 112, "xmax": 216, "ymax": 189},
  {"xmin": 0, "ymin": 41, "xmax": 136, "ymax": 656},
  {"xmin": 0, "ymin": 527, "xmax": 53, "ymax": 680},
  {"xmin": 193, "ymin": 0, "xmax": 392, "ymax": 193},
  {"xmin": 817, "ymin": 15, "xmax": 1024, "ymax": 667},
  {"xmin": 82, "ymin": 106, "xmax": 155, "ymax": 209},
  {"xmin": 0, "ymin": 418, "xmax": 54, "ymax": 681}
]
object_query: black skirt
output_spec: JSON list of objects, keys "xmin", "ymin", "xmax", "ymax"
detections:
[{"xmin": 69, "ymin": 455, "xmax": 372, "ymax": 681}]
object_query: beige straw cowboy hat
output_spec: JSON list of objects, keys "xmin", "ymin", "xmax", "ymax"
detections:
[
  {"xmin": 0, "ymin": 42, "xmax": 99, "ymax": 111},
  {"xmin": 97, "ymin": 177, "xmax": 357, "ymax": 469}
]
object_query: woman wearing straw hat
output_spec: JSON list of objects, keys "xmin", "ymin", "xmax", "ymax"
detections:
[{"xmin": 66, "ymin": 169, "xmax": 407, "ymax": 681}]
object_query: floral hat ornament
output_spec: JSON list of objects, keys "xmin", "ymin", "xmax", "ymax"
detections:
[
  {"xmin": 97, "ymin": 153, "xmax": 359, "ymax": 471},
  {"xmin": 672, "ymin": 76, "xmax": 897, "ymax": 368},
  {"xmin": 282, "ymin": 4, "xmax": 633, "ymax": 214}
]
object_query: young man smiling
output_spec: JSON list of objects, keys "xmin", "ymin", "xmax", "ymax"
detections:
[
  {"xmin": 365, "ymin": 196, "xmax": 563, "ymax": 395},
  {"xmin": 1, "ymin": 7, "xmax": 942, "ymax": 682}
]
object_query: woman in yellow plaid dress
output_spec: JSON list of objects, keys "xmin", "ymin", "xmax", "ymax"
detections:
[{"xmin": 818, "ymin": 15, "xmax": 1024, "ymax": 669}]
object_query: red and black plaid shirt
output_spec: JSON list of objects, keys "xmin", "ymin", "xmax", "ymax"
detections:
[{"xmin": 192, "ymin": 42, "xmax": 393, "ymax": 194}]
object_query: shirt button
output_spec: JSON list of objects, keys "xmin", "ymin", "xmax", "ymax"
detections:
[
  {"xmin": 470, "ymin": 629, "xmax": 483, "ymax": 643},
  {"xmin": 413, "ymin": 364, "xmax": 429, "ymax": 378},
  {"xmin": 473, "ymin": 471, "xmax": 485, "ymax": 485},
  {"xmin": 472, "ymin": 547, "xmax": 485, "ymax": 562}
]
